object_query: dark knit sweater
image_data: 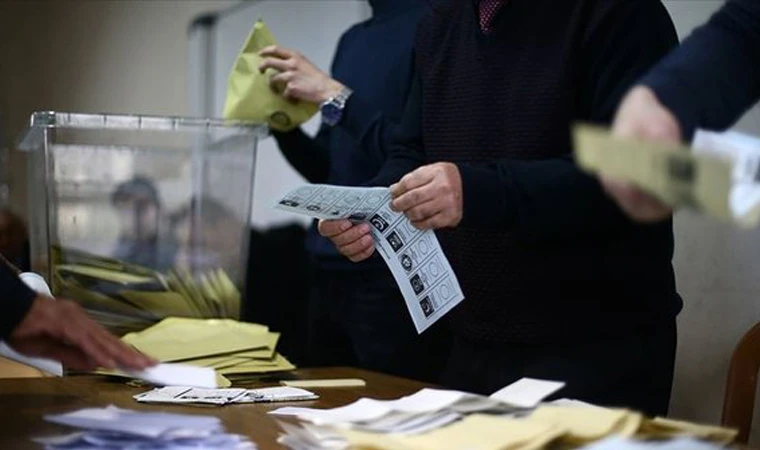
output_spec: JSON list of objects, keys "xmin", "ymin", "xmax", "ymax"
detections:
[{"xmin": 372, "ymin": 0, "xmax": 683, "ymax": 343}]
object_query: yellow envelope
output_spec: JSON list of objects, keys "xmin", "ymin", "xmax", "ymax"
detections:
[
  {"xmin": 529, "ymin": 405, "xmax": 641, "ymax": 443},
  {"xmin": 640, "ymin": 417, "xmax": 738, "ymax": 444},
  {"xmin": 342, "ymin": 415, "xmax": 563, "ymax": 450},
  {"xmin": 122, "ymin": 317, "xmax": 271, "ymax": 362},
  {"xmin": 223, "ymin": 20, "xmax": 317, "ymax": 131}
]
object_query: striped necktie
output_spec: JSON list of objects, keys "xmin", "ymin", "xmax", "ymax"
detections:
[{"xmin": 479, "ymin": 0, "xmax": 507, "ymax": 33}]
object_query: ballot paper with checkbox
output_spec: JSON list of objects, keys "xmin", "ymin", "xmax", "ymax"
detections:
[{"xmin": 274, "ymin": 184, "xmax": 464, "ymax": 333}]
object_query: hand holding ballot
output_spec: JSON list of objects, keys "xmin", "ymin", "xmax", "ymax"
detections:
[
  {"xmin": 8, "ymin": 295, "xmax": 155, "ymax": 372},
  {"xmin": 599, "ymin": 86, "xmax": 683, "ymax": 223},
  {"xmin": 390, "ymin": 162, "xmax": 464, "ymax": 230},
  {"xmin": 317, "ymin": 220, "xmax": 375, "ymax": 262}
]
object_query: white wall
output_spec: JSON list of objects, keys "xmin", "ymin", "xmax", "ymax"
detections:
[
  {"xmin": 0, "ymin": 0, "xmax": 236, "ymax": 216},
  {"xmin": 662, "ymin": 0, "xmax": 760, "ymax": 443}
]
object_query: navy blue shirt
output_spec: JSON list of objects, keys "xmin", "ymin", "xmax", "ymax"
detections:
[
  {"xmin": 273, "ymin": 0, "xmax": 425, "ymax": 268},
  {"xmin": 0, "ymin": 262, "xmax": 35, "ymax": 339},
  {"xmin": 642, "ymin": 0, "xmax": 760, "ymax": 139}
]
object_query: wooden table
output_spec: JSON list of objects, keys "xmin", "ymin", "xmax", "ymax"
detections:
[{"xmin": 0, "ymin": 367, "xmax": 430, "ymax": 449}]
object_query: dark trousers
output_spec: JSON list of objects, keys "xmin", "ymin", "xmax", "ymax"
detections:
[
  {"xmin": 307, "ymin": 265, "xmax": 452, "ymax": 383},
  {"xmin": 441, "ymin": 320, "xmax": 677, "ymax": 417}
]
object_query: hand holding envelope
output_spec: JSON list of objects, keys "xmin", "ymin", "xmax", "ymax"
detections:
[{"xmin": 223, "ymin": 20, "xmax": 317, "ymax": 131}]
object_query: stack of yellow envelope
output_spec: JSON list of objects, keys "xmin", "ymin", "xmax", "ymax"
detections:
[{"xmin": 119, "ymin": 317, "xmax": 295, "ymax": 386}]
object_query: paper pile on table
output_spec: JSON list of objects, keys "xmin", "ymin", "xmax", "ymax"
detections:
[
  {"xmin": 53, "ymin": 246, "xmax": 242, "ymax": 336},
  {"xmin": 573, "ymin": 125, "xmax": 760, "ymax": 228},
  {"xmin": 135, "ymin": 386, "xmax": 318, "ymax": 406},
  {"xmin": 273, "ymin": 379, "xmax": 737, "ymax": 450},
  {"xmin": 97, "ymin": 317, "xmax": 295, "ymax": 387},
  {"xmin": 34, "ymin": 405, "xmax": 256, "ymax": 450},
  {"xmin": 272, "ymin": 378, "xmax": 564, "ymax": 447}
]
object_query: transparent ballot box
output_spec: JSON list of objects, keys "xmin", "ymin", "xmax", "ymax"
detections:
[{"xmin": 18, "ymin": 112, "xmax": 266, "ymax": 335}]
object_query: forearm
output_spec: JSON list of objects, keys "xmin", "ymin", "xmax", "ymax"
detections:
[
  {"xmin": 641, "ymin": 0, "xmax": 760, "ymax": 138},
  {"xmin": 366, "ymin": 73, "xmax": 425, "ymax": 187},
  {"xmin": 272, "ymin": 128, "xmax": 331, "ymax": 183},
  {"xmin": 340, "ymin": 91, "xmax": 400, "ymax": 164}
]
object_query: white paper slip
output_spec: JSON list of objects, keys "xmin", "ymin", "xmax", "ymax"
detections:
[
  {"xmin": 235, "ymin": 386, "xmax": 319, "ymax": 403},
  {"xmin": 274, "ymin": 184, "xmax": 465, "ymax": 333},
  {"xmin": 489, "ymin": 377, "xmax": 565, "ymax": 409},
  {"xmin": 134, "ymin": 386, "xmax": 247, "ymax": 405},
  {"xmin": 45, "ymin": 405, "xmax": 223, "ymax": 439},
  {"xmin": 122, "ymin": 363, "xmax": 217, "ymax": 389}
]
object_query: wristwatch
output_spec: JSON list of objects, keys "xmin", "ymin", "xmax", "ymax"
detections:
[{"xmin": 320, "ymin": 87, "xmax": 353, "ymax": 127}]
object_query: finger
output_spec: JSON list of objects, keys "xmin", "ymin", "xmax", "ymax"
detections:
[
  {"xmin": 259, "ymin": 57, "xmax": 293, "ymax": 73},
  {"xmin": 15, "ymin": 338, "xmax": 95, "ymax": 371},
  {"xmin": 339, "ymin": 234, "xmax": 375, "ymax": 259},
  {"xmin": 348, "ymin": 246, "xmax": 375, "ymax": 263},
  {"xmin": 87, "ymin": 326, "xmax": 154, "ymax": 370},
  {"xmin": 259, "ymin": 45, "xmax": 295, "ymax": 60},
  {"xmin": 410, "ymin": 213, "xmax": 450, "ymax": 230},
  {"xmin": 331, "ymin": 223, "xmax": 371, "ymax": 247},
  {"xmin": 390, "ymin": 167, "xmax": 436, "ymax": 198},
  {"xmin": 50, "ymin": 346, "xmax": 98, "ymax": 372},
  {"xmin": 404, "ymin": 198, "xmax": 441, "ymax": 223},
  {"xmin": 270, "ymin": 71, "xmax": 293, "ymax": 88},
  {"xmin": 318, "ymin": 219, "xmax": 353, "ymax": 238},
  {"xmin": 392, "ymin": 185, "xmax": 438, "ymax": 213}
]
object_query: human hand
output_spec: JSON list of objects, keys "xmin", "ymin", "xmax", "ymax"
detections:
[
  {"xmin": 8, "ymin": 295, "xmax": 156, "ymax": 372},
  {"xmin": 601, "ymin": 86, "xmax": 683, "ymax": 222},
  {"xmin": 390, "ymin": 162, "xmax": 463, "ymax": 229},
  {"xmin": 317, "ymin": 219, "xmax": 375, "ymax": 262},
  {"xmin": 259, "ymin": 45, "xmax": 345, "ymax": 104}
]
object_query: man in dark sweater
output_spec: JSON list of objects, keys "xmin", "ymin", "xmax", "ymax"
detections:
[
  {"xmin": 0, "ymin": 263, "xmax": 153, "ymax": 371},
  {"xmin": 257, "ymin": 0, "xmax": 451, "ymax": 382},
  {"xmin": 600, "ymin": 0, "xmax": 760, "ymax": 222},
  {"xmin": 319, "ymin": 0, "xmax": 683, "ymax": 416}
]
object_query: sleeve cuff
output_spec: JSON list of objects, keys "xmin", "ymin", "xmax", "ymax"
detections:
[
  {"xmin": 640, "ymin": 73, "xmax": 700, "ymax": 142},
  {"xmin": 0, "ymin": 268, "xmax": 37, "ymax": 340},
  {"xmin": 340, "ymin": 91, "xmax": 381, "ymax": 141},
  {"xmin": 457, "ymin": 163, "xmax": 517, "ymax": 229}
]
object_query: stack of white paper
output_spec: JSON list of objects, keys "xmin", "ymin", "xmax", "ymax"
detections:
[
  {"xmin": 271, "ymin": 378, "xmax": 564, "ymax": 447},
  {"xmin": 35, "ymin": 405, "xmax": 256, "ymax": 449},
  {"xmin": 134, "ymin": 386, "xmax": 318, "ymax": 405}
]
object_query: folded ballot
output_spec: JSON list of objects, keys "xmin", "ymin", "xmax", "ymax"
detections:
[
  {"xmin": 53, "ymin": 246, "xmax": 242, "ymax": 336},
  {"xmin": 134, "ymin": 386, "xmax": 318, "ymax": 406},
  {"xmin": 35, "ymin": 405, "xmax": 256, "ymax": 449},
  {"xmin": 573, "ymin": 124, "xmax": 760, "ymax": 227}
]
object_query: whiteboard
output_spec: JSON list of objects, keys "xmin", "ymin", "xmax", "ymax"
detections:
[{"xmin": 188, "ymin": 0, "xmax": 371, "ymax": 228}]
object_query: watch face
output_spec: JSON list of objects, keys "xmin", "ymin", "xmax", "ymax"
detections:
[{"xmin": 321, "ymin": 102, "xmax": 341, "ymax": 126}]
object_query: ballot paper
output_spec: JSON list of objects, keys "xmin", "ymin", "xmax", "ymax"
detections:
[
  {"xmin": 135, "ymin": 386, "xmax": 318, "ymax": 405},
  {"xmin": 36, "ymin": 405, "xmax": 255, "ymax": 449},
  {"xmin": 270, "ymin": 377, "xmax": 563, "ymax": 433},
  {"xmin": 573, "ymin": 124, "xmax": 760, "ymax": 227},
  {"xmin": 122, "ymin": 363, "xmax": 218, "ymax": 388},
  {"xmin": 274, "ymin": 184, "xmax": 464, "ymax": 333}
]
